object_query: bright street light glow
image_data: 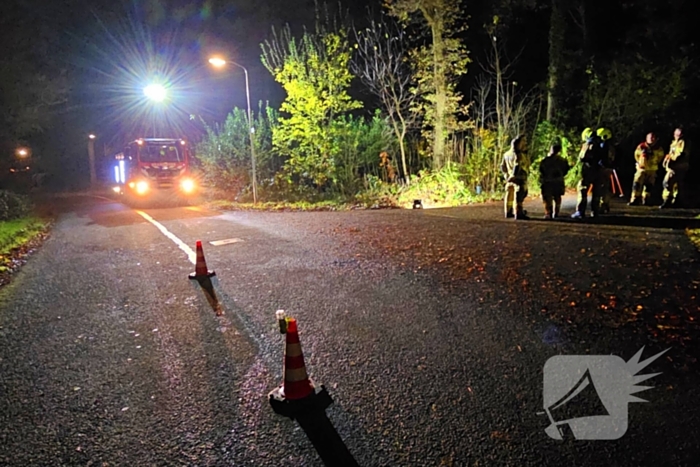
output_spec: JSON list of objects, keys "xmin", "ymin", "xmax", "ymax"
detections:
[
  {"xmin": 144, "ymin": 84, "xmax": 167, "ymax": 102},
  {"xmin": 89, "ymin": 134, "xmax": 96, "ymax": 139},
  {"xmin": 16, "ymin": 148, "xmax": 28, "ymax": 157},
  {"xmin": 208, "ymin": 57, "xmax": 227, "ymax": 68}
]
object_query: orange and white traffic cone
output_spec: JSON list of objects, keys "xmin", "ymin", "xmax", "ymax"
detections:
[
  {"xmin": 281, "ymin": 318, "xmax": 314, "ymax": 400},
  {"xmin": 269, "ymin": 316, "xmax": 332, "ymax": 419},
  {"xmin": 189, "ymin": 240, "xmax": 216, "ymax": 280}
]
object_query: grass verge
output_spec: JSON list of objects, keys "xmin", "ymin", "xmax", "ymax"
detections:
[
  {"xmin": 687, "ymin": 215, "xmax": 700, "ymax": 250},
  {"xmin": 0, "ymin": 217, "xmax": 49, "ymax": 272}
]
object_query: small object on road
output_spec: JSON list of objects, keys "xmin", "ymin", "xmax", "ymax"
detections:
[
  {"xmin": 210, "ymin": 238, "xmax": 244, "ymax": 246},
  {"xmin": 276, "ymin": 310, "xmax": 288, "ymax": 334},
  {"xmin": 413, "ymin": 199, "xmax": 423, "ymax": 209},
  {"xmin": 189, "ymin": 240, "xmax": 216, "ymax": 280}
]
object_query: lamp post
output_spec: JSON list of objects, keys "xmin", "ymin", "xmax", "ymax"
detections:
[
  {"xmin": 88, "ymin": 134, "xmax": 97, "ymax": 188},
  {"xmin": 208, "ymin": 57, "xmax": 257, "ymax": 204}
]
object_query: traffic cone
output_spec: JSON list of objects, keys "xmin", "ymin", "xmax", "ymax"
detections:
[
  {"xmin": 189, "ymin": 240, "xmax": 216, "ymax": 280},
  {"xmin": 269, "ymin": 317, "xmax": 332, "ymax": 419},
  {"xmin": 282, "ymin": 318, "xmax": 314, "ymax": 400}
]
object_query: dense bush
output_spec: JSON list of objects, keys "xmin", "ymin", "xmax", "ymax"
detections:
[
  {"xmin": 0, "ymin": 190, "xmax": 32, "ymax": 221},
  {"xmin": 399, "ymin": 163, "xmax": 475, "ymax": 207},
  {"xmin": 195, "ymin": 105, "xmax": 280, "ymax": 197}
]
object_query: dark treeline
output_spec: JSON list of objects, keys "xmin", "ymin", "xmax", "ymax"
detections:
[{"xmin": 0, "ymin": 0, "xmax": 696, "ymax": 199}]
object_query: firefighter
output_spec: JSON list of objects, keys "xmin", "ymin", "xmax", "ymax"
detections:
[
  {"xmin": 629, "ymin": 132, "xmax": 664, "ymax": 205},
  {"xmin": 572, "ymin": 128, "xmax": 604, "ymax": 219},
  {"xmin": 539, "ymin": 143, "xmax": 570, "ymax": 219},
  {"xmin": 596, "ymin": 127, "xmax": 616, "ymax": 213},
  {"xmin": 661, "ymin": 127, "xmax": 691, "ymax": 208},
  {"xmin": 501, "ymin": 135, "xmax": 530, "ymax": 220}
]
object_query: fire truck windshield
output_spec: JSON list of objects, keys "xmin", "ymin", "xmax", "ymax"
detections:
[{"xmin": 139, "ymin": 144, "xmax": 183, "ymax": 163}]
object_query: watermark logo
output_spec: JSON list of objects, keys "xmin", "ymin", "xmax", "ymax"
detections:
[{"xmin": 540, "ymin": 347, "xmax": 669, "ymax": 440}]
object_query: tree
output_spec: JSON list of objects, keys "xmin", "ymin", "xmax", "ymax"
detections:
[
  {"xmin": 261, "ymin": 22, "xmax": 361, "ymax": 188},
  {"xmin": 385, "ymin": 0, "xmax": 470, "ymax": 170},
  {"xmin": 352, "ymin": 15, "xmax": 418, "ymax": 182},
  {"xmin": 582, "ymin": 57, "xmax": 687, "ymax": 141},
  {"xmin": 195, "ymin": 105, "xmax": 280, "ymax": 194},
  {"xmin": 546, "ymin": 0, "xmax": 567, "ymax": 121},
  {"xmin": 469, "ymin": 23, "xmax": 540, "ymax": 193},
  {"xmin": 0, "ymin": 1, "xmax": 70, "ymax": 145}
]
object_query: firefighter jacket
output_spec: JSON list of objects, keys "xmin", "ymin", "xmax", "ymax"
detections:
[
  {"xmin": 664, "ymin": 138, "xmax": 691, "ymax": 171},
  {"xmin": 501, "ymin": 149, "xmax": 529, "ymax": 184},
  {"xmin": 539, "ymin": 154, "xmax": 570, "ymax": 187},
  {"xmin": 501, "ymin": 137, "xmax": 529, "ymax": 184},
  {"xmin": 579, "ymin": 137, "xmax": 604, "ymax": 171},
  {"xmin": 634, "ymin": 142, "xmax": 664, "ymax": 172},
  {"xmin": 598, "ymin": 141, "xmax": 615, "ymax": 169}
]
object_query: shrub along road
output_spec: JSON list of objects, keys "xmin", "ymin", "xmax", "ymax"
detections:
[{"xmin": 0, "ymin": 194, "xmax": 698, "ymax": 466}]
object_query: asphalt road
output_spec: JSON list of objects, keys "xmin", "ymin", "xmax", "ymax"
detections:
[{"xmin": 1, "ymin": 193, "xmax": 699, "ymax": 466}]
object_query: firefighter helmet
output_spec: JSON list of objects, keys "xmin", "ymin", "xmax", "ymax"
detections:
[
  {"xmin": 596, "ymin": 127, "xmax": 612, "ymax": 141},
  {"xmin": 581, "ymin": 127, "xmax": 593, "ymax": 142}
]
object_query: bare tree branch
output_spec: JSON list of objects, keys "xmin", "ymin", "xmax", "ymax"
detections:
[{"xmin": 351, "ymin": 15, "xmax": 420, "ymax": 181}]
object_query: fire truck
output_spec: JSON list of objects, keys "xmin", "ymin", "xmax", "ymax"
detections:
[{"xmin": 112, "ymin": 138, "xmax": 197, "ymax": 204}]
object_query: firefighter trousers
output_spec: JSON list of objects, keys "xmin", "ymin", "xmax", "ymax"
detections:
[
  {"xmin": 631, "ymin": 170, "xmax": 657, "ymax": 203},
  {"xmin": 576, "ymin": 170, "xmax": 603, "ymax": 216},
  {"xmin": 504, "ymin": 181, "xmax": 528, "ymax": 215},
  {"xmin": 663, "ymin": 168, "xmax": 688, "ymax": 206}
]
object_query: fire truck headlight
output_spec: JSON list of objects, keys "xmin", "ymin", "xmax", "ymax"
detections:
[
  {"xmin": 135, "ymin": 180, "xmax": 149, "ymax": 195},
  {"xmin": 180, "ymin": 178, "xmax": 195, "ymax": 193}
]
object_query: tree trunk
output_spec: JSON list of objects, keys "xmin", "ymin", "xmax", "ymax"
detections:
[
  {"xmin": 432, "ymin": 19, "xmax": 447, "ymax": 170},
  {"xmin": 390, "ymin": 112, "xmax": 410, "ymax": 183},
  {"xmin": 547, "ymin": 0, "xmax": 567, "ymax": 122},
  {"xmin": 399, "ymin": 129, "xmax": 410, "ymax": 184}
]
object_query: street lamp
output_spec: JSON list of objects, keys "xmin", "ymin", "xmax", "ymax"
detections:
[
  {"xmin": 143, "ymin": 83, "xmax": 167, "ymax": 102},
  {"xmin": 16, "ymin": 148, "xmax": 29, "ymax": 157},
  {"xmin": 208, "ymin": 56, "xmax": 258, "ymax": 204},
  {"xmin": 87, "ymin": 134, "xmax": 97, "ymax": 188}
]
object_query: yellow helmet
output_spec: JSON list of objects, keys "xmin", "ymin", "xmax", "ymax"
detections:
[
  {"xmin": 581, "ymin": 127, "xmax": 593, "ymax": 141},
  {"xmin": 596, "ymin": 127, "xmax": 612, "ymax": 141}
]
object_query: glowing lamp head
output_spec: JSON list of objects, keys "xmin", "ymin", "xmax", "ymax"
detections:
[
  {"xmin": 208, "ymin": 57, "xmax": 227, "ymax": 68},
  {"xmin": 16, "ymin": 148, "xmax": 29, "ymax": 157},
  {"xmin": 89, "ymin": 134, "xmax": 96, "ymax": 140},
  {"xmin": 144, "ymin": 83, "xmax": 167, "ymax": 102}
]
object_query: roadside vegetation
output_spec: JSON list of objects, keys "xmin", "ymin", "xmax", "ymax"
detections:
[
  {"xmin": 0, "ymin": 190, "xmax": 48, "ymax": 275},
  {"xmin": 192, "ymin": 2, "xmax": 689, "ymax": 210}
]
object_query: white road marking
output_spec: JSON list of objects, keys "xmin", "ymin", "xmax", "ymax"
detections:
[
  {"xmin": 135, "ymin": 210, "xmax": 196, "ymax": 264},
  {"xmin": 210, "ymin": 238, "xmax": 244, "ymax": 246}
]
